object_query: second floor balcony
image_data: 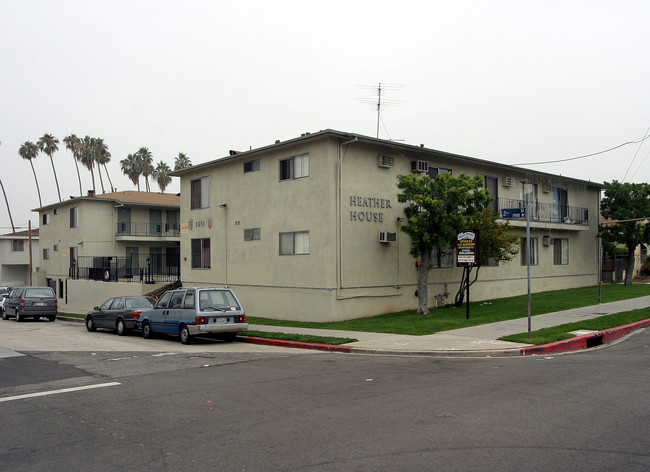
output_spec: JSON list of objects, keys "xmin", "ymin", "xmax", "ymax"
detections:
[
  {"xmin": 497, "ymin": 197, "xmax": 590, "ymax": 227},
  {"xmin": 116, "ymin": 221, "xmax": 180, "ymax": 238}
]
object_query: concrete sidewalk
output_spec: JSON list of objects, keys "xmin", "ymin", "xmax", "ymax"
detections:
[{"xmin": 247, "ymin": 295, "xmax": 650, "ymax": 357}]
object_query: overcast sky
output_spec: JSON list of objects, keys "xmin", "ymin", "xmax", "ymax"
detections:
[{"xmin": 2, "ymin": 0, "xmax": 649, "ymax": 232}]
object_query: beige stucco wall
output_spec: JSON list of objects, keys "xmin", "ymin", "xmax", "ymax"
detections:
[{"xmin": 57, "ymin": 279, "xmax": 168, "ymax": 314}]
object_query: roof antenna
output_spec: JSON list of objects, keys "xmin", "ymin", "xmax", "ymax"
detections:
[{"xmin": 356, "ymin": 83, "xmax": 406, "ymax": 139}]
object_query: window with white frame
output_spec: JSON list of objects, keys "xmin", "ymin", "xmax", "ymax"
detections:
[
  {"xmin": 191, "ymin": 177, "xmax": 210, "ymax": 209},
  {"xmin": 42, "ymin": 213, "xmax": 50, "ymax": 225},
  {"xmin": 279, "ymin": 231, "xmax": 309, "ymax": 255},
  {"xmin": 12, "ymin": 240, "xmax": 24, "ymax": 252},
  {"xmin": 520, "ymin": 237, "xmax": 538, "ymax": 266},
  {"xmin": 70, "ymin": 207, "xmax": 79, "ymax": 228},
  {"xmin": 244, "ymin": 228, "xmax": 261, "ymax": 241},
  {"xmin": 279, "ymin": 153, "xmax": 309, "ymax": 181},
  {"xmin": 191, "ymin": 238, "xmax": 210, "ymax": 268},
  {"xmin": 553, "ymin": 238, "xmax": 569, "ymax": 265}
]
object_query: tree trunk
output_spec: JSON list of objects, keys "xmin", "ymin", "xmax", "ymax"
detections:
[
  {"xmin": 49, "ymin": 156, "xmax": 62, "ymax": 202},
  {"xmin": 104, "ymin": 164, "xmax": 114, "ymax": 192},
  {"xmin": 73, "ymin": 157, "xmax": 82, "ymax": 196},
  {"xmin": 625, "ymin": 246, "xmax": 636, "ymax": 285},
  {"xmin": 416, "ymin": 246, "xmax": 432, "ymax": 314},
  {"xmin": 30, "ymin": 161, "xmax": 42, "ymax": 207},
  {"xmin": 0, "ymin": 178, "xmax": 15, "ymax": 233}
]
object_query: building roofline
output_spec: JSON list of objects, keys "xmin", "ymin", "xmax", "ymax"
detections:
[
  {"xmin": 32, "ymin": 191, "xmax": 181, "ymax": 213},
  {"xmin": 170, "ymin": 129, "xmax": 604, "ymax": 189}
]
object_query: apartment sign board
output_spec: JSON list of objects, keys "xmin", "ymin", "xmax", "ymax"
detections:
[{"xmin": 457, "ymin": 230, "xmax": 478, "ymax": 267}]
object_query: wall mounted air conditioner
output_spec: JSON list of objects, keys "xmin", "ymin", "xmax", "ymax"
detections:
[
  {"xmin": 543, "ymin": 236, "xmax": 553, "ymax": 246},
  {"xmin": 411, "ymin": 160, "xmax": 429, "ymax": 173},
  {"xmin": 503, "ymin": 177, "xmax": 515, "ymax": 187},
  {"xmin": 379, "ymin": 231, "xmax": 397, "ymax": 243},
  {"xmin": 377, "ymin": 155, "xmax": 394, "ymax": 168}
]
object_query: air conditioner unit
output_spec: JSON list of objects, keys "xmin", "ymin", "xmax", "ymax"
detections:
[
  {"xmin": 543, "ymin": 236, "xmax": 553, "ymax": 246},
  {"xmin": 379, "ymin": 231, "xmax": 397, "ymax": 243},
  {"xmin": 542, "ymin": 183, "xmax": 552, "ymax": 193},
  {"xmin": 411, "ymin": 160, "xmax": 428, "ymax": 173},
  {"xmin": 503, "ymin": 177, "xmax": 515, "ymax": 187},
  {"xmin": 377, "ymin": 155, "xmax": 394, "ymax": 168}
]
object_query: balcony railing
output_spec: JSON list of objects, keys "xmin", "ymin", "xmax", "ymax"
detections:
[
  {"xmin": 497, "ymin": 197, "xmax": 589, "ymax": 226},
  {"xmin": 116, "ymin": 222, "xmax": 180, "ymax": 237},
  {"xmin": 70, "ymin": 254, "xmax": 180, "ymax": 283}
]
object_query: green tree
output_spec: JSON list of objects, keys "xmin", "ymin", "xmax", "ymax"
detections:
[
  {"xmin": 600, "ymin": 180, "xmax": 650, "ymax": 285},
  {"xmin": 154, "ymin": 161, "xmax": 172, "ymax": 192},
  {"xmin": 38, "ymin": 133, "xmax": 61, "ymax": 202},
  {"xmin": 18, "ymin": 141, "xmax": 42, "ymax": 207},
  {"xmin": 63, "ymin": 134, "xmax": 83, "ymax": 196},
  {"xmin": 120, "ymin": 153, "xmax": 141, "ymax": 190},
  {"xmin": 453, "ymin": 208, "xmax": 520, "ymax": 306},
  {"xmin": 136, "ymin": 147, "xmax": 154, "ymax": 191},
  {"xmin": 174, "ymin": 152, "xmax": 192, "ymax": 170},
  {"xmin": 397, "ymin": 172, "xmax": 492, "ymax": 314}
]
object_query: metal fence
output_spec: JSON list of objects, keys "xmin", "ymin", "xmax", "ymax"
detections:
[
  {"xmin": 70, "ymin": 254, "xmax": 180, "ymax": 283},
  {"xmin": 498, "ymin": 198, "xmax": 589, "ymax": 225},
  {"xmin": 116, "ymin": 222, "xmax": 180, "ymax": 237}
]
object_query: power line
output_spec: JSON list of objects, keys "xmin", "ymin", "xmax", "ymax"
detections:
[{"xmin": 623, "ymin": 123, "xmax": 650, "ymax": 182}]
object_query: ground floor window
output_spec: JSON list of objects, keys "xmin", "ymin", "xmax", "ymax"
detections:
[
  {"xmin": 191, "ymin": 238, "xmax": 211, "ymax": 268},
  {"xmin": 554, "ymin": 238, "xmax": 569, "ymax": 265},
  {"xmin": 432, "ymin": 246, "xmax": 454, "ymax": 268},
  {"xmin": 244, "ymin": 228, "xmax": 261, "ymax": 241},
  {"xmin": 279, "ymin": 231, "xmax": 309, "ymax": 255},
  {"xmin": 520, "ymin": 238, "xmax": 538, "ymax": 266}
]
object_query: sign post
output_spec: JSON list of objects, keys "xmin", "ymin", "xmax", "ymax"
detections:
[{"xmin": 457, "ymin": 230, "xmax": 479, "ymax": 320}]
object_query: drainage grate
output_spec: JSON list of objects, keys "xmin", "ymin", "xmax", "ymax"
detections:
[{"xmin": 586, "ymin": 334, "xmax": 604, "ymax": 348}]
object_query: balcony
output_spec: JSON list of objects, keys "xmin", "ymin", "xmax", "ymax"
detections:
[
  {"xmin": 70, "ymin": 254, "xmax": 180, "ymax": 283},
  {"xmin": 116, "ymin": 222, "xmax": 180, "ymax": 238},
  {"xmin": 497, "ymin": 198, "xmax": 590, "ymax": 227}
]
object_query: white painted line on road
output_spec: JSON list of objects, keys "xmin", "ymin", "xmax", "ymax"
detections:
[{"xmin": 0, "ymin": 382, "xmax": 121, "ymax": 403}]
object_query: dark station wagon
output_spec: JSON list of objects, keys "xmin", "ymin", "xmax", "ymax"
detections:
[
  {"xmin": 85, "ymin": 296, "xmax": 156, "ymax": 335},
  {"xmin": 2, "ymin": 286, "xmax": 58, "ymax": 322},
  {"xmin": 138, "ymin": 287, "xmax": 248, "ymax": 344}
]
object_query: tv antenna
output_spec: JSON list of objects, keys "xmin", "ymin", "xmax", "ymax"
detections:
[{"xmin": 356, "ymin": 83, "xmax": 406, "ymax": 139}]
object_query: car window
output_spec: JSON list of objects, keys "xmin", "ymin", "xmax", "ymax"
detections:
[
  {"xmin": 10, "ymin": 289, "xmax": 23, "ymax": 299},
  {"xmin": 170, "ymin": 291, "xmax": 184, "ymax": 309},
  {"xmin": 24, "ymin": 288, "xmax": 55, "ymax": 298},
  {"xmin": 199, "ymin": 290, "xmax": 241, "ymax": 311},
  {"xmin": 156, "ymin": 291, "xmax": 172, "ymax": 309},
  {"xmin": 110, "ymin": 298, "xmax": 124, "ymax": 310},
  {"xmin": 125, "ymin": 297, "xmax": 155, "ymax": 308},
  {"xmin": 183, "ymin": 290, "xmax": 195, "ymax": 309},
  {"xmin": 100, "ymin": 298, "xmax": 114, "ymax": 310}
]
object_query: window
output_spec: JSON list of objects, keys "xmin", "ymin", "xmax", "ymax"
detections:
[
  {"xmin": 520, "ymin": 238, "xmax": 538, "ymax": 266},
  {"xmin": 43, "ymin": 248, "xmax": 50, "ymax": 260},
  {"xmin": 279, "ymin": 153, "xmax": 309, "ymax": 181},
  {"xmin": 100, "ymin": 298, "xmax": 115, "ymax": 310},
  {"xmin": 53, "ymin": 244, "xmax": 59, "ymax": 252},
  {"xmin": 279, "ymin": 231, "xmax": 310, "ymax": 255},
  {"xmin": 12, "ymin": 240, "xmax": 24, "ymax": 252},
  {"xmin": 170, "ymin": 291, "xmax": 184, "ymax": 309},
  {"xmin": 244, "ymin": 228, "xmax": 261, "ymax": 240},
  {"xmin": 554, "ymin": 238, "xmax": 569, "ymax": 265},
  {"xmin": 244, "ymin": 159, "xmax": 260, "ymax": 173},
  {"xmin": 484, "ymin": 176, "xmax": 498, "ymax": 214},
  {"xmin": 431, "ymin": 246, "xmax": 454, "ymax": 268},
  {"xmin": 53, "ymin": 208, "xmax": 59, "ymax": 215},
  {"xmin": 110, "ymin": 298, "xmax": 124, "ymax": 310},
  {"xmin": 553, "ymin": 188, "xmax": 568, "ymax": 222},
  {"xmin": 43, "ymin": 213, "xmax": 50, "ymax": 225},
  {"xmin": 191, "ymin": 238, "xmax": 211, "ymax": 268},
  {"xmin": 183, "ymin": 290, "xmax": 195, "ymax": 309},
  {"xmin": 191, "ymin": 177, "xmax": 210, "ymax": 209},
  {"xmin": 70, "ymin": 206, "xmax": 79, "ymax": 228},
  {"xmin": 427, "ymin": 166, "xmax": 452, "ymax": 179}
]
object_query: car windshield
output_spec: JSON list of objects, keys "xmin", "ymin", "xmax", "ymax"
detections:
[
  {"xmin": 24, "ymin": 288, "xmax": 55, "ymax": 298},
  {"xmin": 125, "ymin": 297, "xmax": 155, "ymax": 308},
  {"xmin": 198, "ymin": 290, "xmax": 241, "ymax": 312}
]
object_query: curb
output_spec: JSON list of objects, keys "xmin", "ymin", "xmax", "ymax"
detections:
[
  {"xmin": 239, "ymin": 336, "xmax": 352, "ymax": 353},
  {"xmin": 520, "ymin": 319, "xmax": 650, "ymax": 356}
]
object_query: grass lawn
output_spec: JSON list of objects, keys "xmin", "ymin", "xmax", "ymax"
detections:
[{"xmin": 248, "ymin": 283, "xmax": 650, "ymax": 336}]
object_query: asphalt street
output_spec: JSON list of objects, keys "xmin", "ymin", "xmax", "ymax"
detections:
[{"xmin": 0, "ymin": 319, "xmax": 649, "ymax": 471}]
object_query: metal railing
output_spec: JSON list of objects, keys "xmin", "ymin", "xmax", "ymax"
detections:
[
  {"xmin": 70, "ymin": 254, "xmax": 180, "ymax": 283},
  {"xmin": 498, "ymin": 197, "xmax": 589, "ymax": 225},
  {"xmin": 116, "ymin": 222, "xmax": 180, "ymax": 237}
]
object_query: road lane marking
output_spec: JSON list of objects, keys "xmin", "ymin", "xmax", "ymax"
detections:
[{"xmin": 0, "ymin": 382, "xmax": 121, "ymax": 403}]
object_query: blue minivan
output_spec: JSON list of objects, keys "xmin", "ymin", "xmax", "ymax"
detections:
[{"xmin": 138, "ymin": 287, "xmax": 248, "ymax": 344}]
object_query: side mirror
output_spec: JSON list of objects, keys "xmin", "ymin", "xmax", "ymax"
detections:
[{"xmin": 94, "ymin": 306, "xmax": 100, "ymax": 310}]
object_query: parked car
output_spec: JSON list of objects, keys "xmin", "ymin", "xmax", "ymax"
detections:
[
  {"xmin": 0, "ymin": 293, "xmax": 9, "ymax": 315},
  {"xmin": 2, "ymin": 286, "xmax": 57, "ymax": 322},
  {"xmin": 85, "ymin": 296, "xmax": 157, "ymax": 335},
  {"xmin": 139, "ymin": 287, "xmax": 248, "ymax": 344}
]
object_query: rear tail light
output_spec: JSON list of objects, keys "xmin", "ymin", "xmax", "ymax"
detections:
[
  {"xmin": 54, "ymin": 300, "xmax": 58, "ymax": 308},
  {"xmin": 236, "ymin": 315, "xmax": 246, "ymax": 323},
  {"xmin": 131, "ymin": 311, "xmax": 142, "ymax": 318},
  {"xmin": 195, "ymin": 316, "xmax": 207, "ymax": 325},
  {"xmin": 19, "ymin": 300, "xmax": 25, "ymax": 307}
]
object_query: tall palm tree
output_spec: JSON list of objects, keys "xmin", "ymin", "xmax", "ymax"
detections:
[
  {"xmin": 94, "ymin": 139, "xmax": 114, "ymax": 192},
  {"xmin": 91, "ymin": 138, "xmax": 107, "ymax": 193},
  {"xmin": 154, "ymin": 161, "xmax": 172, "ymax": 192},
  {"xmin": 63, "ymin": 134, "xmax": 83, "ymax": 196},
  {"xmin": 120, "ymin": 153, "xmax": 141, "ymax": 190},
  {"xmin": 18, "ymin": 141, "xmax": 42, "ymax": 207},
  {"xmin": 0, "ymin": 142, "xmax": 16, "ymax": 233},
  {"xmin": 174, "ymin": 152, "xmax": 192, "ymax": 170},
  {"xmin": 80, "ymin": 135, "xmax": 97, "ymax": 193},
  {"xmin": 136, "ymin": 147, "xmax": 154, "ymax": 191},
  {"xmin": 38, "ymin": 133, "xmax": 61, "ymax": 202}
]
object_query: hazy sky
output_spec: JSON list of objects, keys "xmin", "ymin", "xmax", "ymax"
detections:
[{"xmin": 2, "ymin": 0, "xmax": 649, "ymax": 232}]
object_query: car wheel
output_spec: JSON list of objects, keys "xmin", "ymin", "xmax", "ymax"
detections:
[
  {"xmin": 116, "ymin": 319, "xmax": 126, "ymax": 336},
  {"xmin": 179, "ymin": 325, "xmax": 192, "ymax": 344},
  {"xmin": 48, "ymin": 315, "xmax": 56, "ymax": 322},
  {"xmin": 85, "ymin": 315, "xmax": 97, "ymax": 332},
  {"xmin": 1, "ymin": 310, "xmax": 7, "ymax": 321},
  {"xmin": 142, "ymin": 321, "xmax": 153, "ymax": 339},
  {"xmin": 16, "ymin": 311, "xmax": 23, "ymax": 322}
]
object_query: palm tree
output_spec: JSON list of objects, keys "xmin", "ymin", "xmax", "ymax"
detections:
[
  {"xmin": 174, "ymin": 152, "xmax": 192, "ymax": 170},
  {"xmin": 38, "ymin": 133, "xmax": 61, "ymax": 202},
  {"xmin": 95, "ymin": 139, "xmax": 115, "ymax": 192},
  {"xmin": 0, "ymin": 142, "xmax": 16, "ymax": 233},
  {"xmin": 63, "ymin": 134, "xmax": 83, "ymax": 196},
  {"xmin": 154, "ymin": 161, "xmax": 172, "ymax": 192},
  {"xmin": 136, "ymin": 147, "xmax": 154, "ymax": 191},
  {"xmin": 91, "ymin": 138, "xmax": 107, "ymax": 193},
  {"xmin": 120, "ymin": 153, "xmax": 141, "ymax": 190},
  {"xmin": 80, "ymin": 135, "xmax": 97, "ymax": 193},
  {"xmin": 18, "ymin": 141, "xmax": 42, "ymax": 207}
]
